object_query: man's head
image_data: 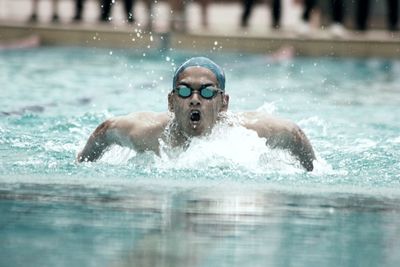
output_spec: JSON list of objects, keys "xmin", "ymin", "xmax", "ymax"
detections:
[
  {"xmin": 172, "ymin": 57, "xmax": 226, "ymax": 90},
  {"xmin": 168, "ymin": 57, "xmax": 229, "ymax": 136}
]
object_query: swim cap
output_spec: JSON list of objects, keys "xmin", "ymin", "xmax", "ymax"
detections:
[{"xmin": 173, "ymin": 57, "xmax": 225, "ymax": 90}]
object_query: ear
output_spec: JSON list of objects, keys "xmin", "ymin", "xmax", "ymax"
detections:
[
  {"xmin": 168, "ymin": 92, "xmax": 174, "ymax": 112},
  {"xmin": 220, "ymin": 94, "xmax": 229, "ymax": 112}
]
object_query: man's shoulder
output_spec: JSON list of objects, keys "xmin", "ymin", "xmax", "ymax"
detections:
[
  {"xmin": 105, "ymin": 112, "xmax": 170, "ymax": 144},
  {"xmin": 111, "ymin": 112, "xmax": 170, "ymax": 130},
  {"xmin": 239, "ymin": 111, "xmax": 292, "ymax": 125},
  {"xmin": 238, "ymin": 111, "xmax": 297, "ymax": 135},
  {"xmin": 128, "ymin": 111, "xmax": 170, "ymax": 123}
]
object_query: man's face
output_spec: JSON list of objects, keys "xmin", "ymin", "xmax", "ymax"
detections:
[{"xmin": 168, "ymin": 66, "xmax": 229, "ymax": 136}]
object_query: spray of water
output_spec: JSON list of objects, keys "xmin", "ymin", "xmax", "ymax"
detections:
[{"xmin": 96, "ymin": 112, "xmax": 321, "ymax": 175}]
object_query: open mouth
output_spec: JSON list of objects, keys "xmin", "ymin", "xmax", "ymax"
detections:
[{"xmin": 190, "ymin": 110, "xmax": 201, "ymax": 122}]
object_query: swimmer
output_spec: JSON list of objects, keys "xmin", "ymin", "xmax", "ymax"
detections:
[
  {"xmin": 0, "ymin": 35, "xmax": 40, "ymax": 51},
  {"xmin": 77, "ymin": 57, "xmax": 315, "ymax": 171}
]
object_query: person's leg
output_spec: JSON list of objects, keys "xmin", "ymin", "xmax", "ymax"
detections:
[
  {"xmin": 200, "ymin": 0, "xmax": 210, "ymax": 28},
  {"xmin": 356, "ymin": 0, "xmax": 370, "ymax": 30},
  {"xmin": 241, "ymin": 0, "xmax": 255, "ymax": 27},
  {"xmin": 302, "ymin": 0, "xmax": 317, "ymax": 22},
  {"xmin": 387, "ymin": 0, "xmax": 398, "ymax": 31},
  {"xmin": 124, "ymin": 0, "xmax": 134, "ymax": 23},
  {"xmin": 29, "ymin": 0, "xmax": 39, "ymax": 21},
  {"xmin": 169, "ymin": 0, "xmax": 186, "ymax": 32},
  {"xmin": 329, "ymin": 0, "xmax": 347, "ymax": 37},
  {"xmin": 100, "ymin": 0, "xmax": 113, "ymax": 22},
  {"xmin": 144, "ymin": 0, "xmax": 153, "ymax": 30},
  {"xmin": 74, "ymin": 0, "xmax": 84, "ymax": 21},
  {"xmin": 331, "ymin": 0, "xmax": 344, "ymax": 24},
  {"xmin": 52, "ymin": 0, "xmax": 59, "ymax": 22},
  {"xmin": 272, "ymin": 0, "xmax": 281, "ymax": 28}
]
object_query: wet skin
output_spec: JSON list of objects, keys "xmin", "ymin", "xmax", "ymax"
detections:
[
  {"xmin": 168, "ymin": 66, "xmax": 229, "ymax": 137},
  {"xmin": 78, "ymin": 66, "xmax": 315, "ymax": 171}
]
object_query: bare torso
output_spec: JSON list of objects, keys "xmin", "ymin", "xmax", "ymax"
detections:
[{"xmin": 78, "ymin": 111, "xmax": 315, "ymax": 171}]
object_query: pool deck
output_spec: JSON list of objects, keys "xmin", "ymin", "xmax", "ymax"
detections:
[{"xmin": 1, "ymin": 1, "xmax": 400, "ymax": 57}]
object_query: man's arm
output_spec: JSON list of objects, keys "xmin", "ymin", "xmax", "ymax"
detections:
[
  {"xmin": 77, "ymin": 112, "xmax": 169, "ymax": 163},
  {"xmin": 77, "ymin": 116, "xmax": 136, "ymax": 162},
  {"xmin": 241, "ymin": 112, "xmax": 316, "ymax": 171},
  {"xmin": 77, "ymin": 120, "xmax": 115, "ymax": 162},
  {"xmin": 266, "ymin": 124, "xmax": 315, "ymax": 171}
]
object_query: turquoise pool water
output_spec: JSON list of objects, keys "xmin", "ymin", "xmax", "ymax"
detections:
[{"xmin": 1, "ymin": 47, "xmax": 400, "ymax": 267}]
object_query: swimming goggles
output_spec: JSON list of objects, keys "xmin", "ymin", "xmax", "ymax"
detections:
[{"xmin": 174, "ymin": 85, "xmax": 223, "ymax": 100}]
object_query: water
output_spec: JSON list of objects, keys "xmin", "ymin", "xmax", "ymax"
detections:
[{"xmin": 1, "ymin": 47, "xmax": 400, "ymax": 267}]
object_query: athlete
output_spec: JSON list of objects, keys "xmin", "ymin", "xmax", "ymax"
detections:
[{"xmin": 77, "ymin": 57, "xmax": 315, "ymax": 171}]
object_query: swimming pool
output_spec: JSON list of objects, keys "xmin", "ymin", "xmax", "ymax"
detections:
[{"xmin": 1, "ymin": 47, "xmax": 399, "ymax": 267}]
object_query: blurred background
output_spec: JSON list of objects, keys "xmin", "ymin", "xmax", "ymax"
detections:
[{"xmin": 0, "ymin": 0, "xmax": 399, "ymax": 56}]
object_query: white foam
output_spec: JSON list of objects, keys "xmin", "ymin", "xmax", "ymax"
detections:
[
  {"xmin": 44, "ymin": 140, "xmax": 78, "ymax": 152},
  {"xmin": 349, "ymin": 138, "xmax": 378, "ymax": 152},
  {"xmin": 298, "ymin": 116, "xmax": 328, "ymax": 137},
  {"xmin": 156, "ymin": 123, "xmax": 304, "ymax": 174},
  {"xmin": 89, "ymin": 117, "xmax": 335, "ymax": 175},
  {"xmin": 311, "ymin": 156, "xmax": 347, "ymax": 176},
  {"xmin": 256, "ymin": 102, "xmax": 277, "ymax": 114},
  {"xmin": 99, "ymin": 145, "xmax": 137, "ymax": 164},
  {"xmin": 389, "ymin": 136, "xmax": 400, "ymax": 144}
]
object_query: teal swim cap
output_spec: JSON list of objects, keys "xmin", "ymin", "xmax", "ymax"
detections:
[{"xmin": 173, "ymin": 57, "xmax": 225, "ymax": 90}]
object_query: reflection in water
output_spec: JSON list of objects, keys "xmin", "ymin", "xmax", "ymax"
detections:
[
  {"xmin": 122, "ymin": 188, "xmax": 400, "ymax": 267},
  {"xmin": 3, "ymin": 183, "xmax": 396, "ymax": 267}
]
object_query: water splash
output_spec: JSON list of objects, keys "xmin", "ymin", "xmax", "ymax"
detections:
[{"xmin": 1, "ymin": 49, "xmax": 399, "ymax": 190}]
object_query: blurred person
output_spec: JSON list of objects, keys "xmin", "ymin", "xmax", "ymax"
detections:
[
  {"xmin": 29, "ymin": 0, "xmax": 60, "ymax": 23},
  {"xmin": 73, "ymin": 0, "xmax": 85, "ymax": 22},
  {"xmin": 169, "ymin": 0, "xmax": 186, "ymax": 31},
  {"xmin": 356, "ymin": 0, "xmax": 369, "ymax": 31},
  {"xmin": 387, "ymin": 0, "xmax": 399, "ymax": 31},
  {"xmin": 356, "ymin": 0, "xmax": 398, "ymax": 31},
  {"xmin": 295, "ymin": 0, "xmax": 319, "ymax": 35},
  {"xmin": 100, "ymin": 0, "xmax": 135, "ymax": 23},
  {"xmin": 297, "ymin": 0, "xmax": 347, "ymax": 37},
  {"xmin": 169, "ymin": 0, "xmax": 209, "ymax": 31},
  {"xmin": 329, "ymin": 0, "xmax": 346, "ymax": 35},
  {"xmin": 241, "ymin": 0, "xmax": 282, "ymax": 29},
  {"xmin": 0, "ymin": 35, "xmax": 40, "ymax": 50},
  {"xmin": 199, "ymin": 0, "xmax": 210, "ymax": 28}
]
